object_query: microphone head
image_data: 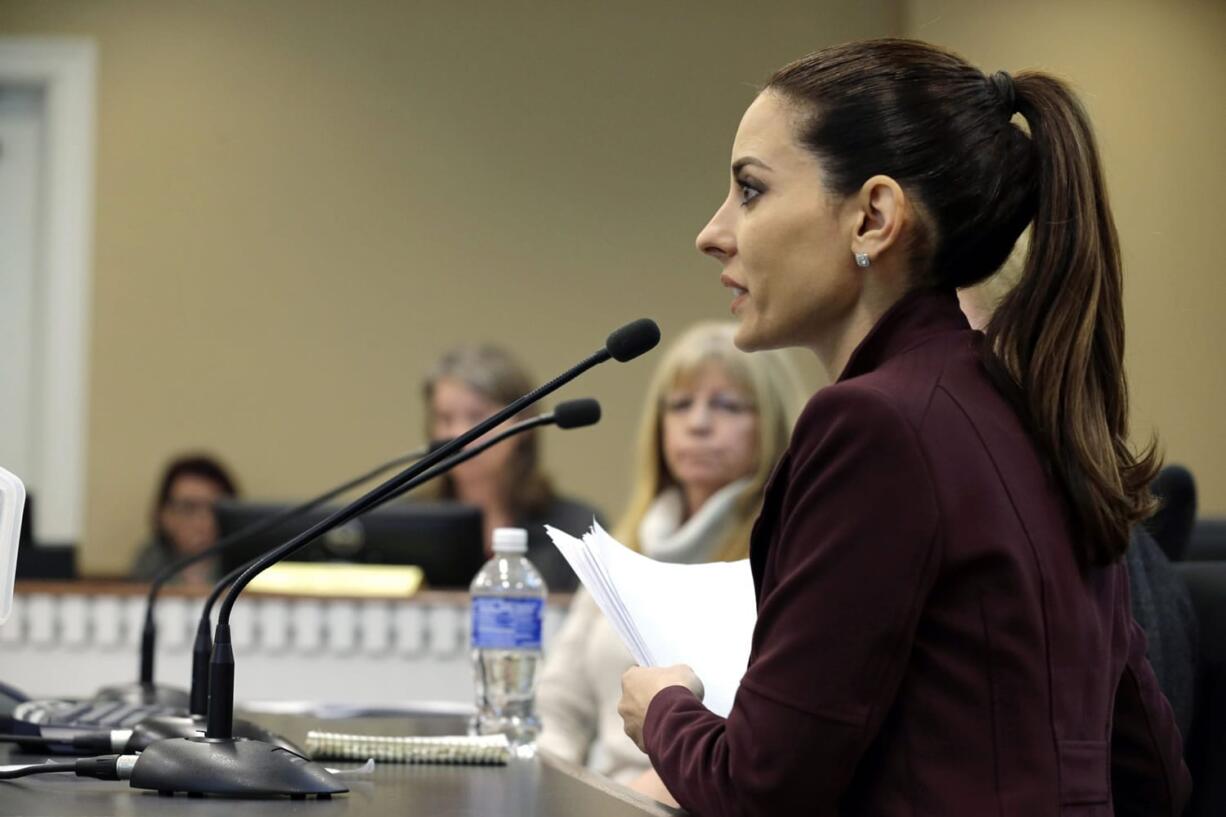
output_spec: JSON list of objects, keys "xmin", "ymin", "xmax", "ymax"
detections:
[
  {"xmin": 554, "ymin": 398, "xmax": 602, "ymax": 429},
  {"xmin": 606, "ymin": 319, "xmax": 661, "ymax": 362}
]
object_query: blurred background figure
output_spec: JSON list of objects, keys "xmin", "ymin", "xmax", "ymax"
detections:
[
  {"xmin": 1148, "ymin": 464, "xmax": 1199, "ymax": 563},
  {"xmin": 421, "ymin": 344, "xmax": 603, "ymax": 592},
  {"xmin": 129, "ymin": 454, "xmax": 239, "ymax": 585},
  {"xmin": 536, "ymin": 321, "xmax": 806, "ymax": 787}
]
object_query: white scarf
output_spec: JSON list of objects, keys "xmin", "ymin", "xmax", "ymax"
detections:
[{"xmin": 637, "ymin": 478, "xmax": 751, "ymax": 564}]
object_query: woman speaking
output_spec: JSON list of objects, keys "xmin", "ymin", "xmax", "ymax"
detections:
[{"xmin": 617, "ymin": 39, "xmax": 1191, "ymax": 816}]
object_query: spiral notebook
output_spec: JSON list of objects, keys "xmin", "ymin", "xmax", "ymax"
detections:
[{"xmin": 545, "ymin": 521, "xmax": 756, "ymax": 717}]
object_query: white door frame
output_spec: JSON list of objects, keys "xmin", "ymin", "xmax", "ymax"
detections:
[{"xmin": 0, "ymin": 38, "xmax": 96, "ymax": 544}]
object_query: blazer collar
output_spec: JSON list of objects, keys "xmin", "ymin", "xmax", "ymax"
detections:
[{"xmin": 837, "ymin": 288, "xmax": 970, "ymax": 382}]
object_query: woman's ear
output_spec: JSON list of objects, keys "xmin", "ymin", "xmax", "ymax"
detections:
[{"xmin": 849, "ymin": 175, "xmax": 907, "ymax": 264}]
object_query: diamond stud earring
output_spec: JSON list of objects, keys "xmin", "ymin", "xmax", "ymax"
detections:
[{"xmin": 854, "ymin": 251, "xmax": 871, "ymax": 268}]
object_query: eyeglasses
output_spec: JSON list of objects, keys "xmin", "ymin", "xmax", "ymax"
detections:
[
  {"xmin": 164, "ymin": 498, "xmax": 217, "ymax": 517},
  {"xmin": 662, "ymin": 393, "xmax": 756, "ymax": 416}
]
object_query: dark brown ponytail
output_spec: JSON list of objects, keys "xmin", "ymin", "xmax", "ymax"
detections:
[
  {"xmin": 768, "ymin": 39, "xmax": 1157, "ymax": 566},
  {"xmin": 984, "ymin": 73, "xmax": 1158, "ymax": 566}
]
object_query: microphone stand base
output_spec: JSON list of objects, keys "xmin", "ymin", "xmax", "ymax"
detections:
[
  {"xmin": 128, "ymin": 736, "xmax": 347, "ymax": 798},
  {"xmin": 94, "ymin": 682, "xmax": 190, "ymax": 709},
  {"xmin": 127, "ymin": 714, "xmax": 306, "ymax": 755}
]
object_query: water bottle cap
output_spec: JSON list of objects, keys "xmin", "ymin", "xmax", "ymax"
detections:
[{"xmin": 492, "ymin": 527, "xmax": 528, "ymax": 553}]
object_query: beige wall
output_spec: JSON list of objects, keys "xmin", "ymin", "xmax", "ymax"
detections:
[
  {"xmin": 3, "ymin": 1, "xmax": 1220, "ymax": 576},
  {"xmin": 905, "ymin": 0, "xmax": 1226, "ymax": 518},
  {"xmin": 0, "ymin": 1, "xmax": 894, "ymax": 575}
]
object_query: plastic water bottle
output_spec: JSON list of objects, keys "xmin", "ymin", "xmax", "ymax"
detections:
[{"xmin": 469, "ymin": 527, "xmax": 547, "ymax": 749}]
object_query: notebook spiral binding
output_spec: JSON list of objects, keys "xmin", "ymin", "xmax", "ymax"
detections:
[{"xmin": 305, "ymin": 731, "xmax": 511, "ymax": 765}]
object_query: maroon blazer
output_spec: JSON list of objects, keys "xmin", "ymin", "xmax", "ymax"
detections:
[{"xmin": 643, "ymin": 290, "xmax": 1191, "ymax": 817}]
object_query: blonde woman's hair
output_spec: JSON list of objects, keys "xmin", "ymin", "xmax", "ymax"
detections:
[{"xmin": 614, "ymin": 322, "xmax": 807, "ymax": 562}]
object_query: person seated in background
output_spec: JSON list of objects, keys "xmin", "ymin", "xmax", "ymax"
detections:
[
  {"xmin": 129, "ymin": 454, "xmax": 239, "ymax": 586},
  {"xmin": 536, "ymin": 321, "xmax": 806, "ymax": 790},
  {"xmin": 420, "ymin": 344, "xmax": 603, "ymax": 592},
  {"xmin": 1147, "ymin": 464, "xmax": 1198, "ymax": 562},
  {"xmin": 1126, "ymin": 525, "xmax": 1197, "ymax": 741}
]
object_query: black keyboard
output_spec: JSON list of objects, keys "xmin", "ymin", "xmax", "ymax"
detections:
[{"xmin": 13, "ymin": 698, "xmax": 179, "ymax": 729}]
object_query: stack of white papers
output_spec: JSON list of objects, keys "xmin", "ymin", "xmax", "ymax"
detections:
[{"xmin": 545, "ymin": 521, "xmax": 756, "ymax": 717}]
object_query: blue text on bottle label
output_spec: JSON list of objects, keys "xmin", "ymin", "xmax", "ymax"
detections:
[{"xmin": 471, "ymin": 597, "xmax": 544, "ymax": 650}]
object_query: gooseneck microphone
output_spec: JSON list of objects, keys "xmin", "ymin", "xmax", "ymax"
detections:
[
  {"xmin": 129, "ymin": 322, "xmax": 654, "ymax": 798},
  {"xmin": 211, "ymin": 320, "xmax": 658, "ymax": 736},
  {"xmin": 127, "ymin": 394, "xmax": 613, "ymax": 796},
  {"xmin": 180, "ymin": 398, "xmax": 602, "ymax": 720},
  {"xmin": 97, "ymin": 442, "xmax": 444, "ymax": 707},
  {"xmin": 11, "ymin": 400, "xmax": 604, "ymax": 764},
  {"xmin": 550, "ymin": 397, "xmax": 603, "ymax": 429}
]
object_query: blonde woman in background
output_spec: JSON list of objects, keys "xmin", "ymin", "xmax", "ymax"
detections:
[{"xmin": 536, "ymin": 322, "xmax": 806, "ymax": 788}]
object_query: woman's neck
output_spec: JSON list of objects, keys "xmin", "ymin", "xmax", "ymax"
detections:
[
  {"xmin": 812, "ymin": 286, "xmax": 904, "ymax": 380},
  {"xmin": 454, "ymin": 477, "xmax": 513, "ymax": 554},
  {"xmin": 681, "ymin": 485, "xmax": 718, "ymax": 522},
  {"xmin": 455, "ymin": 475, "xmax": 502, "ymax": 509}
]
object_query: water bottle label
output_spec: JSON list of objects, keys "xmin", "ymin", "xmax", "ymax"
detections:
[{"xmin": 471, "ymin": 597, "xmax": 543, "ymax": 649}]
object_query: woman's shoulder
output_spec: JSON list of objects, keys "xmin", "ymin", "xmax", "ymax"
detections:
[
  {"xmin": 791, "ymin": 380, "xmax": 918, "ymax": 449},
  {"xmin": 793, "ymin": 341, "xmax": 990, "ymax": 455}
]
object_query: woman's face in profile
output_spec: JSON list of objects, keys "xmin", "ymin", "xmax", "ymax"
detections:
[
  {"xmin": 661, "ymin": 363, "xmax": 759, "ymax": 500},
  {"xmin": 159, "ymin": 475, "xmax": 226, "ymax": 556},
  {"xmin": 696, "ymin": 91, "xmax": 860, "ymax": 355},
  {"xmin": 429, "ymin": 377, "xmax": 517, "ymax": 485}
]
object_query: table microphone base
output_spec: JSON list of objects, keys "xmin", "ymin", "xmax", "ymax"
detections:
[
  {"xmin": 94, "ymin": 682, "xmax": 190, "ymax": 709},
  {"xmin": 127, "ymin": 714, "xmax": 306, "ymax": 755},
  {"xmin": 128, "ymin": 736, "xmax": 347, "ymax": 798}
]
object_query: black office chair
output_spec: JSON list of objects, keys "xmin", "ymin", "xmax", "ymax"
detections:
[
  {"xmin": 1174, "ymin": 561, "xmax": 1226, "ymax": 817},
  {"xmin": 1186, "ymin": 520, "xmax": 1226, "ymax": 563},
  {"xmin": 1148, "ymin": 465, "xmax": 1198, "ymax": 562}
]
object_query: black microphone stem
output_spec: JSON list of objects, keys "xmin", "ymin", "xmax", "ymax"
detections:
[
  {"xmin": 205, "ymin": 349, "xmax": 615, "ymax": 739},
  {"xmin": 135, "ymin": 445, "xmax": 432, "ymax": 690},
  {"xmin": 186, "ymin": 415, "xmax": 552, "ymax": 718},
  {"xmin": 215, "ymin": 353, "xmax": 607, "ymax": 626}
]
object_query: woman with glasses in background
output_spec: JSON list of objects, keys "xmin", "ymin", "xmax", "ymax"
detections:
[
  {"xmin": 130, "ymin": 454, "xmax": 239, "ymax": 586},
  {"xmin": 537, "ymin": 322, "xmax": 805, "ymax": 792}
]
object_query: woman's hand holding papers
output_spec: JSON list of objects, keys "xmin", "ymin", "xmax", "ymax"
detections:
[{"xmin": 618, "ymin": 664, "xmax": 704, "ymax": 751}]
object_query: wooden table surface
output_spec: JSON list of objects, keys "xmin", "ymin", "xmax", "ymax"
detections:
[{"xmin": 0, "ymin": 709, "xmax": 683, "ymax": 817}]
